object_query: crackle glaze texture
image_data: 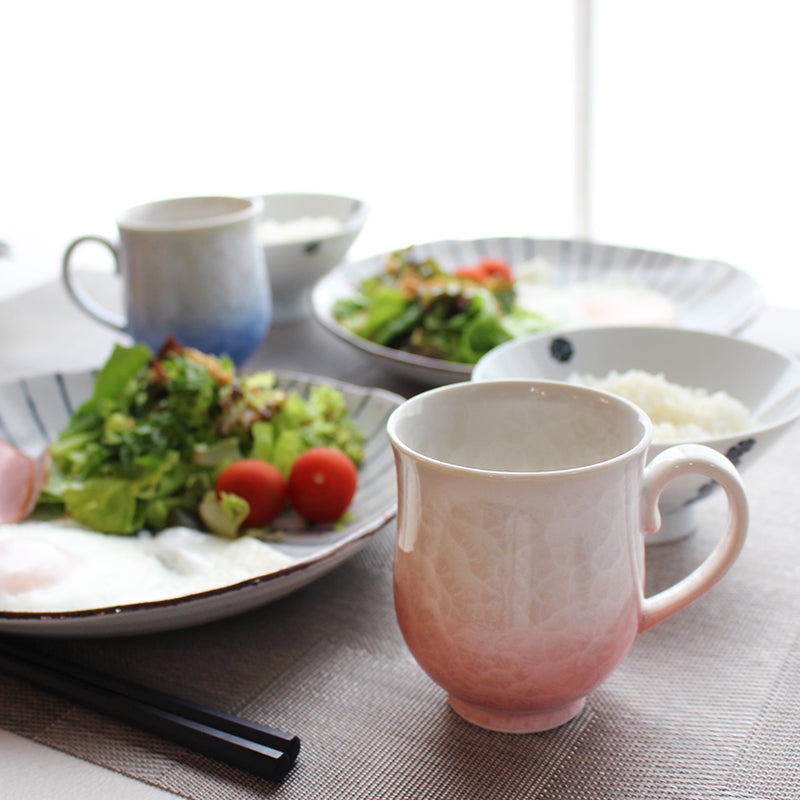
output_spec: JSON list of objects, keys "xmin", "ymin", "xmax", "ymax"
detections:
[
  {"xmin": 393, "ymin": 451, "xmax": 644, "ymax": 731},
  {"xmin": 388, "ymin": 381, "xmax": 749, "ymax": 732}
]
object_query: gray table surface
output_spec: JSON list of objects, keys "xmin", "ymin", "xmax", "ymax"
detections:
[{"xmin": 2, "ymin": 274, "xmax": 800, "ymax": 800}]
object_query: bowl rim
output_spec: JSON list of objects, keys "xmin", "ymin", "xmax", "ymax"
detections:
[
  {"xmin": 471, "ymin": 324, "xmax": 800, "ymax": 443},
  {"xmin": 251, "ymin": 192, "xmax": 369, "ymax": 237}
]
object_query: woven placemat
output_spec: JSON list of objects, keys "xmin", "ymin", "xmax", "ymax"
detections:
[
  {"xmin": 3, "ymin": 422, "xmax": 800, "ymax": 800},
  {"xmin": 1, "ymin": 280, "xmax": 799, "ymax": 798}
]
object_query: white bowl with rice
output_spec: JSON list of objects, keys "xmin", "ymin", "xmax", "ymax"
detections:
[
  {"xmin": 252, "ymin": 192, "xmax": 368, "ymax": 323},
  {"xmin": 472, "ymin": 325, "xmax": 800, "ymax": 542}
]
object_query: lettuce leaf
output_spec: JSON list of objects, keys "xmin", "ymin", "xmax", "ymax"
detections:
[
  {"xmin": 332, "ymin": 248, "xmax": 559, "ymax": 364},
  {"xmin": 39, "ymin": 341, "xmax": 366, "ymax": 536}
]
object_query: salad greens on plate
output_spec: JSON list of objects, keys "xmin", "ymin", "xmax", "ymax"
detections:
[
  {"xmin": 37, "ymin": 339, "xmax": 365, "ymax": 537},
  {"xmin": 332, "ymin": 248, "xmax": 555, "ymax": 365}
]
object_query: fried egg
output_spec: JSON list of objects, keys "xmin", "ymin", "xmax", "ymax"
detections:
[
  {"xmin": 514, "ymin": 260, "xmax": 679, "ymax": 326},
  {"xmin": 0, "ymin": 519, "xmax": 294, "ymax": 612}
]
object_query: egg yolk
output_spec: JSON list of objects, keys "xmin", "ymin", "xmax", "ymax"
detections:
[{"xmin": 0, "ymin": 538, "xmax": 74, "ymax": 595}]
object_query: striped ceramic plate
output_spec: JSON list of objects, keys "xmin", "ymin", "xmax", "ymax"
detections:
[
  {"xmin": 0, "ymin": 370, "xmax": 402, "ymax": 637},
  {"xmin": 311, "ymin": 236, "xmax": 765, "ymax": 385}
]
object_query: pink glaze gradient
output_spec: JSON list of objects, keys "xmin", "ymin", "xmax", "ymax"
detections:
[{"xmin": 388, "ymin": 381, "xmax": 749, "ymax": 733}]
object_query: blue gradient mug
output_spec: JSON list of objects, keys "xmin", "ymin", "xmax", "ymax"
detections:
[{"xmin": 62, "ymin": 196, "xmax": 272, "ymax": 364}]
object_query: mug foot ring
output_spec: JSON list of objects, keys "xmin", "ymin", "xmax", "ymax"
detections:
[{"xmin": 448, "ymin": 695, "xmax": 586, "ymax": 733}]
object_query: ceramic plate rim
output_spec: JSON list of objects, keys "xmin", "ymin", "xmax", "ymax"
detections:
[
  {"xmin": 311, "ymin": 236, "xmax": 766, "ymax": 384},
  {"xmin": 0, "ymin": 368, "xmax": 402, "ymax": 636}
]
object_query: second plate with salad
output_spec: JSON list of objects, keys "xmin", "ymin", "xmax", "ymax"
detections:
[{"xmin": 310, "ymin": 236, "xmax": 765, "ymax": 385}]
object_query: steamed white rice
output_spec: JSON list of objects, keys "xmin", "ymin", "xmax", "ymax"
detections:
[
  {"xmin": 258, "ymin": 216, "xmax": 343, "ymax": 244},
  {"xmin": 570, "ymin": 369, "xmax": 758, "ymax": 441}
]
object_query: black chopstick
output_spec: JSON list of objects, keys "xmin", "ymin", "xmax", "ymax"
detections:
[{"xmin": 0, "ymin": 639, "xmax": 300, "ymax": 782}]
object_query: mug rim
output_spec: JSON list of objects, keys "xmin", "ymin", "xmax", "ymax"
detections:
[
  {"xmin": 117, "ymin": 195, "xmax": 263, "ymax": 231},
  {"xmin": 387, "ymin": 378, "xmax": 653, "ymax": 477}
]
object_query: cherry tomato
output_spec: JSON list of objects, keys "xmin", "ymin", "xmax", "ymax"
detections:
[
  {"xmin": 475, "ymin": 257, "xmax": 512, "ymax": 282},
  {"xmin": 288, "ymin": 447, "xmax": 358, "ymax": 523},
  {"xmin": 454, "ymin": 257, "xmax": 512, "ymax": 284},
  {"xmin": 453, "ymin": 264, "xmax": 485, "ymax": 282},
  {"xmin": 215, "ymin": 459, "xmax": 288, "ymax": 527}
]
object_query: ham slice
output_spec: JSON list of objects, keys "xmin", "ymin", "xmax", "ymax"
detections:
[{"xmin": 0, "ymin": 441, "xmax": 50, "ymax": 524}]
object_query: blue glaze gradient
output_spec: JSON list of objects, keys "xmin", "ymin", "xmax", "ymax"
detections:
[{"xmin": 130, "ymin": 305, "xmax": 271, "ymax": 365}]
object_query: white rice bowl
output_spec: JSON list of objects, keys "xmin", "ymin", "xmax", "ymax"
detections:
[
  {"xmin": 472, "ymin": 325, "xmax": 800, "ymax": 542},
  {"xmin": 252, "ymin": 192, "xmax": 368, "ymax": 322}
]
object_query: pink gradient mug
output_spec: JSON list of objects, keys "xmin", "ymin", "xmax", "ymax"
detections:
[{"xmin": 387, "ymin": 380, "xmax": 748, "ymax": 733}]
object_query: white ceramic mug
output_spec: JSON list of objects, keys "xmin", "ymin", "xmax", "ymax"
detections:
[
  {"xmin": 387, "ymin": 380, "xmax": 748, "ymax": 733},
  {"xmin": 62, "ymin": 196, "xmax": 272, "ymax": 364}
]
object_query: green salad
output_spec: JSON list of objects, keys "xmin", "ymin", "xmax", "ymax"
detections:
[
  {"xmin": 332, "ymin": 248, "xmax": 555, "ymax": 364},
  {"xmin": 37, "ymin": 339, "xmax": 365, "ymax": 536}
]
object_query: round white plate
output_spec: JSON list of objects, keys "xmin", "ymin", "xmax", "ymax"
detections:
[
  {"xmin": 311, "ymin": 236, "xmax": 765, "ymax": 385},
  {"xmin": 0, "ymin": 369, "xmax": 402, "ymax": 637}
]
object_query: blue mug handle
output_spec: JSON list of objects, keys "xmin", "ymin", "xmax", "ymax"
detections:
[{"xmin": 62, "ymin": 236, "xmax": 126, "ymax": 331}]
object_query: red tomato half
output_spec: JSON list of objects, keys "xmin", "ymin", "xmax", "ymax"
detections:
[
  {"xmin": 453, "ymin": 257, "xmax": 512, "ymax": 284},
  {"xmin": 216, "ymin": 459, "xmax": 288, "ymax": 527},
  {"xmin": 475, "ymin": 257, "xmax": 512, "ymax": 283},
  {"xmin": 453, "ymin": 264, "xmax": 485, "ymax": 281},
  {"xmin": 288, "ymin": 447, "xmax": 359, "ymax": 523}
]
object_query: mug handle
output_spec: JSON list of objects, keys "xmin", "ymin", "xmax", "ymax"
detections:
[
  {"xmin": 639, "ymin": 444, "xmax": 748, "ymax": 632},
  {"xmin": 62, "ymin": 235, "xmax": 126, "ymax": 331}
]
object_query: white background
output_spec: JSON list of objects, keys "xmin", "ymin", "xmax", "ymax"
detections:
[
  {"xmin": 2, "ymin": 1, "xmax": 799, "ymax": 305},
  {"xmin": 590, "ymin": 1, "xmax": 800, "ymax": 306}
]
